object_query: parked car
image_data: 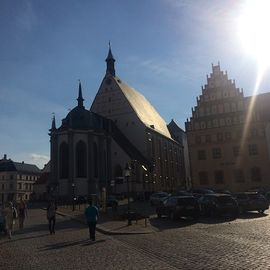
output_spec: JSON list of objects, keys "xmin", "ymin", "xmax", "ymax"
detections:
[
  {"xmin": 233, "ymin": 192, "xmax": 269, "ymax": 214},
  {"xmin": 150, "ymin": 192, "xmax": 170, "ymax": 206},
  {"xmin": 156, "ymin": 195, "xmax": 200, "ymax": 220},
  {"xmin": 106, "ymin": 196, "xmax": 118, "ymax": 207},
  {"xmin": 199, "ymin": 193, "xmax": 239, "ymax": 217},
  {"xmin": 76, "ymin": 196, "xmax": 88, "ymax": 204}
]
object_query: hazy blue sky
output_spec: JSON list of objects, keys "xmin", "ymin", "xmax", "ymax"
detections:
[{"xmin": 1, "ymin": 0, "xmax": 269, "ymax": 168}]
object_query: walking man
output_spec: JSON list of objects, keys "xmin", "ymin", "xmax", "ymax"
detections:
[
  {"xmin": 47, "ymin": 200, "xmax": 57, "ymax": 235},
  {"xmin": 84, "ymin": 200, "xmax": 99, "ymax": 241}
]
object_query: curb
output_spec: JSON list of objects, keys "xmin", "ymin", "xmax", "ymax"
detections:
[{"xmin": 42, "ymin": 208, "xmax": 152, "ymax": 236}]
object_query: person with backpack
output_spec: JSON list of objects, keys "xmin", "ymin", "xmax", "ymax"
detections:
[
  {"xmin": 47, "ymin": 200, "xmax": 57, "ymax": 235},
  {"xmin": 4, "ymin": 201, "xmax": 17, "ymax": 239},
  {"xmin": 84, "ymin": 200, "xmax": 99, "ymax": 241}
]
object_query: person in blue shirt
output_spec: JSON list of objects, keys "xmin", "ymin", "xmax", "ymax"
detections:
[{"xmin": 84, "ymin": 200, "xmax": 99, "ymax": 241}]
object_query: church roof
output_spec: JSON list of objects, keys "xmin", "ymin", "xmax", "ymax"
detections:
[
  {"xmin": 59, "ymin": 82, "xmax": 103, "ymax": 130},
  {"xmin": 112, "ymin": 76, "xmax": 172, "ymax": 139}
]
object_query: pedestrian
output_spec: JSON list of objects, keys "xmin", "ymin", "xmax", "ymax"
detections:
[
  {"xmin": 47, "ymin": 200, "xmax": 57, "ymax": 235},
  {"xmin": 84, "ymin": 200, "xmax": 99, "ymax": 241},
  {"xmin": 18, "ymin": 199, "xmax": 27, "ymax": 230},
  {"xmin": 4, "ymin": 201, "xmax": 17, "ymax": 239}
]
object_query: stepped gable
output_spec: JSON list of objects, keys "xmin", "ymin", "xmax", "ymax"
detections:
[{"xmin": 185, "ymin": 63, "xmax": 245, "ymax": 131}]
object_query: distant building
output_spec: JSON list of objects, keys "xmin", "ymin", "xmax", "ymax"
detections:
[
  {"xmin": 0, "ymin": 154, "xmax": 41, "ymax": 203},
  {"xmin": 49, "ymin": 47, "xmax": 186, "ymax": 200},
  {"xmin": 33, "ymin": 161, "xmax": 50, "ymax": 201},
  {"xmin": 185, "ymin": 64, "xmax": 270, "ymax": 192},
  {"xmin": 167, "ymin": 119, "xmax": 191, "ymax": 190}
]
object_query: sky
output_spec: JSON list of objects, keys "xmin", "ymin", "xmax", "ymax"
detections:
[{"xmin": 1, "ymin": 0, "xmax": 270, "ymax": 169}]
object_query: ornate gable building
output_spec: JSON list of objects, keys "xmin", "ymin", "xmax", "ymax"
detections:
[{"xmin": 185, "ymin": 64, "xmax": 270, "ymax": 192}]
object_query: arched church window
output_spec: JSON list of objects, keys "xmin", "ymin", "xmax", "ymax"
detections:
[
  {"xmin": 93, "ymin": 142, "xmax": 98, "ymax": 177},
  {"xmin": 59, "ymin": 142, "xmax": 69, "ymax": 179},
  {"xmin": 76, "ymin": 140, "xmax": 87, "ymax": 178}
]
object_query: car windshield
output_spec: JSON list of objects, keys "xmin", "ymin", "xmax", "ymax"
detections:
[
  {"xmin": 177, "ymin": 197, "xmax": 196, "ymax": 205},
  {"xmin": 216, "ymin": 196, "xmax": 234, "ymax": 203}
]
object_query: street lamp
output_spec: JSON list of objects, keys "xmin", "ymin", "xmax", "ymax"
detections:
[
  {"xmin": 72, "ymin": 182, "xmax": 75, "ymax": 211},
  {"xmin": 124, "ymin": 163, "xmax": 132, "ymax": 226}
]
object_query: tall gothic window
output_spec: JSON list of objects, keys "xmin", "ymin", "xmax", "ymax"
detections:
[
  {"xmin": 76, "ymin": 140, "xmax": 87, "ymax": 177},
  {"xmin": 93, "ymin": 142, "xmax": 98, "ymax": 177},
  {"xmin": 59, "ymin": 142, "xmax": 69, "ymax": 179}
]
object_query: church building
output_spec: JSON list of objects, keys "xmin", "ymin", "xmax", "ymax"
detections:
[{"xmin": 49, "ymin": 47, "xmax": 186, "ymax": 200}]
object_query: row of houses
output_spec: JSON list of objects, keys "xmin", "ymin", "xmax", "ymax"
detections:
[{"xmin": 1, "ymin": 49, "xmax": 270, "ymax": 202}]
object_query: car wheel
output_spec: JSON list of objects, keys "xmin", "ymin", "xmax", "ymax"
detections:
[
  {"xmin": 170, "ymin": 211, "xmax": 176, "ymax": 221},
  {"xmin": 258, "ymin": 209, "xmax": 265, "ymax": 214}
]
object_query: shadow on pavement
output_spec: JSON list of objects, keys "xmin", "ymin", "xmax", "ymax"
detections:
[
  {"xmin": 39, "ymin": 239, "xmax": 106, "ymax": 251},
  {"xmin": 149, "ymin": 217, "xmax": 198, "ymax": 231},
  {"xmin": 238, "ymin": 212, "xmax": 267, "ymax": 219},
  {"xmin": 0, "ymin": 233, "xmax": 49, "ymax": 245}
]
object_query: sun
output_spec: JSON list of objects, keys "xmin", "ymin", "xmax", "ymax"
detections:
[{"xmin": 238, "ymin": 0, "xmax": 270, "ymax": 68}]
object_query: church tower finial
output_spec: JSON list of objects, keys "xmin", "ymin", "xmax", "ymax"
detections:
[
  {"xmin": 77, "ymin": 80, "xmax": 84, "ymax": 108},
  {"xmin": 106, "ymin": 42, "xmax": 115, "ymax": 76}
]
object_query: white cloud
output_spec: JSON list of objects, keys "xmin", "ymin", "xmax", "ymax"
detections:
[{"xmin": 30, "ymin": 153, "xmax": 49, "ymax": 168}]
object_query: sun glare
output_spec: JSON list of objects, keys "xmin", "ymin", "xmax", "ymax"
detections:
[{"xmin": 238, "ymin": 0, "xmax": 270, "ymax": 68}]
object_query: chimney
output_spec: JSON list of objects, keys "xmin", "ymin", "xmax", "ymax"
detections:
[
  {"xmin": 3, "ymin": 154, "xmax": 7, "ymax": 160},
  {"xmin": 22, "ymin": 161, "xmax": 24, "ymax": 164}
]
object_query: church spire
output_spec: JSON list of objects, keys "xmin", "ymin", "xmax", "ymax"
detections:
[
  {"xmin": 77, "ymin": 80, "xmax": 84, "ymax": 108},
  {"xmin": 106, "ymin": 42, "xmax": 115, "ymax": 76},
  {"xmin": 51, "ymin": 113, "xmax": 56, "ymax": 131}
]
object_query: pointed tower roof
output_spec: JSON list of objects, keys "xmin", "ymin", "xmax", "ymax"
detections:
[
  {"xmin": 77, "ymin": 81, "xmax": 84, "ymax": 108},
  {"xmin": 51, "ymin": 114, "xmax": 56, "ymax": 130},
  {"xmin": 105, "ymin": 43, "xmax": 116, "ymax": 76}
]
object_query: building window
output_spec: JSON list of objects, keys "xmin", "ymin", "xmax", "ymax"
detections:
[
  {"xmin": 76, "ymin": 140, "xmax": 87, "ymax": 178},
  {"xmin": 9, "ymin": 183, "xmax": 13, "ymax": 190},
  {"xmin": 234, "ymin": 169, "xmax": 245, "ymax": 183},
  {"xmin": 195, "ymin": 136, "xmax": 201, "ymax": 144},
  {"xmin": 251, "ymin": 128, "xmax": 257, "ymax": 138},
  {"xmin": 206, "ymin": 135, "xmax": 211, "ymax": 143},
  {"xmin": 18, "ymin": 183, "xmax": 22, "ymax": 189},
  {"xmin": 199, "ymin": 171, "xmax": 208, "ymax": 185},
  {"xmin": 233, "ymin": 146, "xmax": 240, "ymax": 157},
  {"xmin": 212, "ymin": 148, "xmax": 222, "ymax": 159},
  {"xmin": 215, "ymin": 170, "xmax": 224, "ymax": 184},
  {"xmin": 198, "ymin": 150, "xmax": 206, "ymax": 160},
  {"xmin": 225, "ymin": 132, "xmax": 231, "ymax": 140},
  {"xmin": 249, "ymin": 144, "xmax": 258, "ymax": 155},
  {"xmin": 2, "ymin": 184, "xmax": 4, "ymax": 190},
  {"xmin": 10, "ymin": 175, "xmax": 14, "ymax": 180},
  {"xmin": 251, "ymin": 167, "xmax": 262, "ymax": 182},
  {"xmin": 59, "ymin": 142, "xmax": 69, "ymax": 179},
  {"xmin": 217, "ymin": 133, "xmax": 223, "ymax": 142},
  {"xmin": 93, "ymin": 142, "xmax": 98, "ymax": 177}
]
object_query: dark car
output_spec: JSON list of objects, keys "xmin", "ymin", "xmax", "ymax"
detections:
[
  {"xmin": 156, "ymin": 195, "xmax": 200, "ymax": 220},
  {"xmin": 106, "ymin": 196, "xmax": 118, "ymax": 207},
  {"xmin": 150, "ymin": 192, "xmax": 170, "ymax": 206},
  {"xmin": 199, "ymin": 194, "xmax": 239, "ymax": 217},
  {"xmin": 233, "ymin": 192, "xmax": 269, "ymax": 214}
]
